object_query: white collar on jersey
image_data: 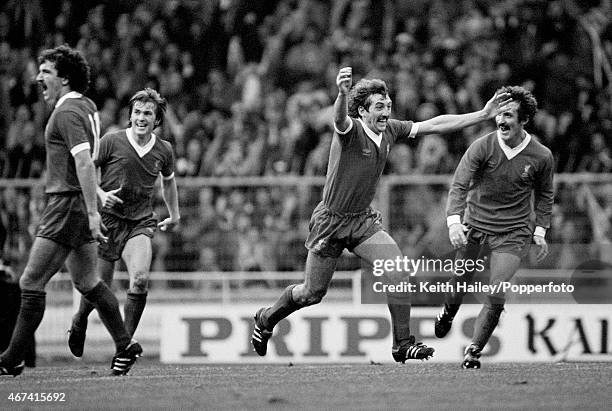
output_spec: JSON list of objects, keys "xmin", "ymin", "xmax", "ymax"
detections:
[
  {"xmin": 55, "ymin": 91, "xmax": 83, "ymax": 108},
  {"xmin": 497, "ymin": 130, "xmax": 531, "ymax": 160},
  {"xmin": 126, "ymin": 127, "xmax": 157, "ymax": 158},
  {"xmin": 357, "ymin": 119, "xmax": 382, "ymax": 148}
]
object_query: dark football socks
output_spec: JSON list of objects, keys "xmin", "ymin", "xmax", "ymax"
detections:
[
  {"xmin": 443, "ymin": 270, "xmax": 477, "ymax": 318},
  {"xmin": 387, "ymin": 293, "xmax": 412, "ymax": 348},
  {"xmin": 472, "ymin": 304, "xmax": 504, "ymax": 349},
  {"xmin": 0, "ymin": 289, "xmax": 46, "ymax": 366},
  {"xmin": 83, "ymin": 282, "xmax": 131, "ymax": 352},
  {"xmin": 262, "ymin": 285, "xmax": 299, "ymax": 330},
  {"xmin": 73, "ymin": 295, "xmax": 95, "ymax": 328},
  {"xmin": 73, "ymin": 269, "xmax": 114, "ymax": 329},
  {"xmin": 124, "ymin": 292, "xmax": 147, "ymax": 337}
]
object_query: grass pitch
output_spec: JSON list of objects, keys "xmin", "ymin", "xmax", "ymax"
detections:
[{"xmin": 1, "ymin": 361, "xmax": 610, "ymax": 410}]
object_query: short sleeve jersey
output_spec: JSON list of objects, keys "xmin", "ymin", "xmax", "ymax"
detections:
[
  {"xmin": 322, "ymin": 118, "xmax": 415, "ymax": 213},
  {"xmin": 44, "ymin": 92, "xmax": 100, "ymax": 193},
  {"xmin": 95, "ymin": 129, "xmax": 175, "ymax": 220}
]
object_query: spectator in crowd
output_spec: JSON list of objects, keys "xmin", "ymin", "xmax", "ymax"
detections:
[
  {"xmin": 578, "ymin": 183, "xmax": 612, "ymax": 264},
  {"xmin": 0, "ymin": 0, "xmax": 611, "ymax": 273},
  {"xmin": 5, "ymin": 120, "xmax": 45, "ymax": 178},
  {"xmin": 3, "ymin": 0, "xmax": 609, "ymax": 179}
]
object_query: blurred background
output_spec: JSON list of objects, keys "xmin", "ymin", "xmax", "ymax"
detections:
[{"xmin": 0, "ymin": 0, "xmax": 611, "ymax": 360}]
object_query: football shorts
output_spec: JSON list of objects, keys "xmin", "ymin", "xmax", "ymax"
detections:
[
  {"xmin": 98, "ymin": 212, "xmax": 158, "ymax": 261},
  {"xmin": 305, "ymin": 202, "xmax": 384, "ymax": 258},
  {"xmin": 36, "ymin": 193, "xmax": 95, "ymax": 249}
]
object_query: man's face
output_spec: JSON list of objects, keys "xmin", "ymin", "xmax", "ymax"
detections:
[
  {"xmin": 36, "ymin": 60, "xmax": 64, "ymax": 104},
  {"xmin": 495, "ymin": 101, "xmax": 525, "ymax": 142},
  {"xmin": 359, "ymin": 93, "xmax": 392, "ymax": 134},
  {"xmin": 130, "ymin": 101, "xmax": 158, "ymax": 139}
]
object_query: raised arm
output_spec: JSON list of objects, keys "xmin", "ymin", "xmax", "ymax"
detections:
[
  {"xmin": 334, "ymin": 67, "xmax": 352, "ymax": 133},
  {"xmin": 416, "ymin": 91, "xmax": 511, "ymax": 136}
]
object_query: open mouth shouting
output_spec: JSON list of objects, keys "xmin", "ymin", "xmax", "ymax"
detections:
[
  {"xmin": 36, "ymin": 60, "xmax": 63, "ymax": 103},
  {"xmin": 38, "ymin": 80, "xmax": 52, "ymax": 102},
  {"xmin": 498, "ymin": 123, "xmax": 510, "ymax": 134}
]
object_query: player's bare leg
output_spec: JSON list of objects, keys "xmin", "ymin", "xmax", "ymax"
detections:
[
  {"xmin": 355, "ymin": 230, "xmax": 434, "ymax": 362},
  {"xmin": 464, "ymin": 251, "xmax": 520, "ymax": 369},
  {"xmin": 122, "ymin": 234, "xmax": 152, "ymax": 337},
  {"xmin": 252, "ymin": 252, "xmax": 337, "ymax": 356},
  {"xmin": 1, "ymin": 238, "xmax": 70, "ymax": 375}
]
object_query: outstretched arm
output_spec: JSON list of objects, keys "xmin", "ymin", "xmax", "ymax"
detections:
[
  {"xmin": 334, "ymin": 67, "xmax": 352, "ymax": 133},
  {"xmin": 416, "ymin": 91, "xmax": 511, "ymax": 136}
]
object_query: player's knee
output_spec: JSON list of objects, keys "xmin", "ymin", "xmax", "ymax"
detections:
[
  {"xmin": 384, "ymin": 270, "xmax": 404, "ymax": 285},
  {"xmin": 72, "ymin": 279, "xmax": 94, "ymax": 294},
  {"xmin": 294, "ymin": 288, "xmax": 327, "ymax": 307},
  {"xmin": 19, "ymin": 268, "xmax": 49, "ymax": 291},
  {"xmin": 310, "ymin": 289, "xmax": 327, "ymax": 305},
  {"xmin": 19, "ymin": 273, "xmax": 37, "ymax": 291},
  {"xmin": 130, "ymin": 271, "xmax": 149, "ymax": 293}
]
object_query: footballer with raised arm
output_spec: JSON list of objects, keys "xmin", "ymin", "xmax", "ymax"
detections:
[{"xmin": 251, "ymin": 66, "xmax": 511, "ymax": 363}]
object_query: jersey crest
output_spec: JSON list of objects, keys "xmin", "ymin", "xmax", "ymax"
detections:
[{"xmin": 521, "ymin": 164, "xmax": 532, "ymax": 179}]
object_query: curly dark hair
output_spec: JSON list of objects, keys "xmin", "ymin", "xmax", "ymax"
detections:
[
  {"xmin": 348, "ymin": 78, "xmax": 389, "ymax": 118},
  {"xmin": 497, "ymin": 85, "xmax": 538, "ymax": 123},
  {"xmin": 128, "ymin": 88, "xmax": 168, "ymax": 127},
  {"xmin": 38, "ymin": 45, "xmax": 90, "ymax": 94}
]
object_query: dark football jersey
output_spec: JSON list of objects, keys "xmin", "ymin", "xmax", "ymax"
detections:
[
  {"xmin": 44, "ymin": 92, "xmax": 100, "ymax": 193},
  {"xmin": 322, "ymin": 118, "xmax": 415, "ymax": 213},
  {"xmin": 447, "ymin": 132, "xmax": 554, "ymax": 234},
  {"xmin": 95, "ymin": 129, "xmax": 174, "ymax": 220}
]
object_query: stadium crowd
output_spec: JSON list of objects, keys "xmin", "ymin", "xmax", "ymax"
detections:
[{"xmin": 0, "ymin": 0, "xmax": 611, "ymax": 275}]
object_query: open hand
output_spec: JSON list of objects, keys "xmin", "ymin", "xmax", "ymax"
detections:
[
  {"xmin": 483, "ymin": 91, "xmax": 512, "ymax": 118},
  {"xmin": 100, "ymin": 187, "xmax": 123, "ymax": 208}
]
